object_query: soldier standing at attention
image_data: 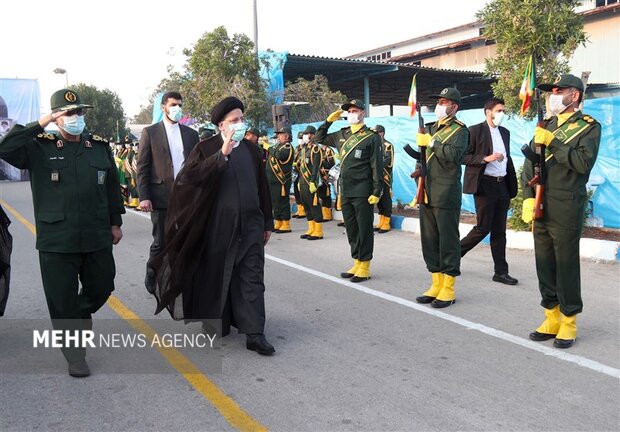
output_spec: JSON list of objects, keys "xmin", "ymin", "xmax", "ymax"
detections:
[
  {"xmin": 298, "ymin": 125, "xmax": 324, "ymax": 240},
  {"xmin": 522, "ymin": 74, "xmax": 600, "ymax": 349},
  {"xmin": 414, "ymin": 88, "xmax": 469, "ymax": 309},
  {"xmin": 292, "ymin": 131, "xmax": 306, "ymax": 219},
  {"xmin": 314, "ymin": 99, "xmax": 383, "ymax": 282},
  {"xmin": 371, "ymin": 125, "xmax": 394, "ymax": 234},
  {"xmin": 0, "ymin": 89, "xmax": 125, "ymax": 377},
  {"xmin": 264, "ymin": 127, "xmax": 294, "ymax": 233},
  {"xmin": 318, "ymin": 132, "xmax": 336, "ymax": 222}
]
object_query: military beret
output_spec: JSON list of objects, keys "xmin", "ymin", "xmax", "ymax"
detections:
[
  {"xmin": 430, "ymin": 88, "xmax": 461, "ymax": 104},
  {"xmin": 303, "ymin": 125, "xmax": 317, "ymax": 134},
  {"xmin": 246, "ymin": 127, "xmax": 260, "ymax": 136},
  {"xmin": 50, "ymin": 89, "xmax": 93, "ymax": 112},
  {"xmin": 538, "ymin": 74, "xmax": 584, "ymax": 92},
  {"xmin": 341, "ymin": 99, "xmax": 366, "ymax": 111},
  {"xmin": 297, "ymin": 131, "xmax": 304, "ymax": 139},
  {"xmin": 372, "ymin": 124, "xmax": 385, "ymax": 133},
  {"xmin": 210, "ymin": 96, "xmax": 244, "ymax": 125}
]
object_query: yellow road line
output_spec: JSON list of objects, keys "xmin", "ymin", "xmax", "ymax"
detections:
[{"xmin": 0, "ymin": 199, "xmax": 267, "ymax": 432}]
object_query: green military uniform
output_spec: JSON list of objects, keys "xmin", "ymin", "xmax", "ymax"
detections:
[
  {"xmin": 372, "ymin": 125, "xmax": 394, "ymax": 233},
  {"xmin": 266, "ymin": 127, "xmax": 294, "ymax": 230},
  {"xmin": 292, "ymin": 133, "xmax": 305, "ymax": 218},
  {"xmin": 415, "ymin": 88, "xmax": 468, "ymax": 309},
  {"xmin": 318, "ymin": 144, "xmax": 336, "ymax": 220},
  {"xmin": 522, "ymin": 75, "xmax": 601, "ymax": 348},
  {"xmin": 315, "ymin": 99, "xmax": 383, "ymax": 279},
  {"xmin": 0, "ymin": 89, "xmax": 125, "ymax": 373},
  {"xmin": 298, "ymin": 140, "xmax": 324, "ymax": 239}
]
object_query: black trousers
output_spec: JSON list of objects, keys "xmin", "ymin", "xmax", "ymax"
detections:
[{"xmin": 460, "ymin": 176, "xmax": 510, "ymax": 274}]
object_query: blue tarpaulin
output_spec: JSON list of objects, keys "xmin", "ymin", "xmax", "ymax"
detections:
[{"xmin": 291, "ymin": 96, "xmax": 620, "ymax": 228}]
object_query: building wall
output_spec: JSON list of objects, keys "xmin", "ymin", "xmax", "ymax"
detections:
[{"xmin": 569, "ymin": 14, "xmax": 620, "ymax": 84}]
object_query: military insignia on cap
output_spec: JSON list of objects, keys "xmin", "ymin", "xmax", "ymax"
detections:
[
  {"xmin": 351, "ymin": 100, "xmax": 357, "ymax": 104},
  {"xmin": 553, "ymin": 76, "xmax": 561, "ymax": 84},
  {"xmin": 440, "ymin": 88, "xmax": 448, "ymax": 95},
  {"xmin": 64, "ymin": 91, "xmax": 77, "ymax": 103}
]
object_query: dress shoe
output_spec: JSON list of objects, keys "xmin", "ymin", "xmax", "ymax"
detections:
[
  {"xmin": 493, "ymin": 273, "xmax": 518, "ymax": 285},
  {"xmin": 373, "ymin": 226, "xmax": 380, "ymax": 232},
  {"xmin": 350, "ymin": 275, "xmax": 370, "ymax": 283},
  {"xmin": 340, "ymin": 272, "xmax": 354, "ymax": 278},
  {"xmin": 300, "ymin": 233, "xmax": 310, "ymax": 239},
  {"xmin": 553, "ymin": 338, "xmax": 575, "ymax": 349},
  {"xmin": 68, "ymin": 359, "xmax": 90, "ymax": 377},
  {"xmin": 415, "ymin": 295, "xmax": 435, "ymax": 304},
  {"xmin": 246, "ymin": 334, "xmax": 275, "ymax": 356},
  {"xmin": 431, "ymin": 299, "xmax": 455, "ymax": 308},
  {"xmin": 307, "ymin": 235, "xmax": 323, "ymax": 240},
  {"xmin": 529, "ymin": 331, "xmax": 556, "ymax": 341},
  {"xmin": 377, "ymin": 228, "xmax": 390, "ymax": 234}
]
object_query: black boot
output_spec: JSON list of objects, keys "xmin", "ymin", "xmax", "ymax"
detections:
[{"xmin": 246, "ymin": 334, "xmax": 275, "ymax": 356}]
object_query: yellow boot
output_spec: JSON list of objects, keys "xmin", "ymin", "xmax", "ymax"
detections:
[
  {"xmin": 297, "ymin": 204, "xmax": 307, "ymax": 218},
  {"xmin": 274, "ymin": 220, "xmax": 282, "ymax": 231},
  {"xmin": 277, "ymin": 219, "xmax": 292, "ymax": 233},
  {"xmin": 308, "ymin": 222, "xmax": 323, "ymax": 240},
  {"xmin": 322, "ymin": 207, "xmax": 332, "ymax": 221},
  {"xmin": 341, "ymin": 259, "xmax": 360, "ymax": 279},
  {"xmin": 374, "ymin": 215, "xmax": 383, "ymax": 232},
  {"xmin": 529, "ymin": 305, "xmax": 561, "ymax": 341},
  {"xmin": 300, "ymin": 221, "xmax": 314, "ymax": 239},
  {"xmin": 378, "ymin": 215, "xmax": 391, "ymax": 233},
  {"xmin": 416, "ymin": 273, "xmax": 443, "ymax": 304},
  {"xmin": 351, "ymin": 260, "xmax": 371, "ymax": 283},
  {"xmin": 432, "ymin": 274, "xmax": 456, "ymax": 308},
  {"xmin": 554, "ymin": 313, "xmax": 577, "ymax": 349}
]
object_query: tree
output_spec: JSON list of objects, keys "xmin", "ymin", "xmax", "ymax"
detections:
[
  {"xmin": 132, "ymin": 67, "xmax": 187, "ymax": 125},
  {"xmin": 284, "ymin": 75, "xmax": 348, "ymax": 124},
  {"xmin": 477, "ymin": 0, "xmax": 587, "ymax": 117},
  {"xmin": 70, "ymin": 83, "xmax": 127, "ymax": 140},
  {"xmin": 179, "ymin": 26, "xmax": 270, "ymax": 128}
]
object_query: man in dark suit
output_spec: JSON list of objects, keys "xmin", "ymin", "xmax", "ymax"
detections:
[
  {"xmin": 460, "ymin": 97, "xmax": 518, "ymax": 285},
  {"xmin": 137, "ymin": 91, "xmax": 199, "ymax": 292}
]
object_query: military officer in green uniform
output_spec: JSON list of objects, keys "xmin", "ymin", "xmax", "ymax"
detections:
[
  {"xmin": 318, "ymin": 135, "xmax": 336, "ymax": 222},
  {"xmin": 263, "ymin": 126, "xmax": 294, "ymax": 233},
  {"xmin": 315, "ymin": 99, "xmax": 383, "ymax": 282},
  {"xmin": 298, "ymin": 125, "xmax": 324, "ymax": 240},
  {"xmin": 292, "ymin": 131, "xmax": 306, "ymax": 219},
  {"xmin": 414, "ymin": 88, "xmax": 469, "ymax": 308},
  {"xmin": 371, "ymin": 125, "xmax": 394, "ymax": 233},
  {"xmin": 522, "ymin": 74, "xmax": 601, "ymax": 349},
  {"xmin": 0, "ymin": 89, "xmax": 125, "ymax": 377}
]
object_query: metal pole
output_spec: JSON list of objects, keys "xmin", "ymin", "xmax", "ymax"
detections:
[
  {"xmin": 252, "ymin": 0, "xmax": 258, "ymax": 53},
  {"xmin": 363, "ymin": 76, "xmax": 370, "ymax": 116}
]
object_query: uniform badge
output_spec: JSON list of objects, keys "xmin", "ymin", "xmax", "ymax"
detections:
[
  {"xmin": 85, "ymin": 140, "xmax": 92, "ymax": 148},
  {"xmin": 51, "ymin": 170, "xmax": 59, "ymax": 182},
  {"xmin": 354, "ymin": 149, "xmax": 362, "ymax": 159},
  {"xmin": 64, "ymin": 91, "xmax": 77, "ymax": 103},
  {"xmin": 97, "ymin": 171, "xmax": 106, "ymax": 184},
  {"xmin": 56, "ymin": 140, "xmax": 64, "ymax": 149}
]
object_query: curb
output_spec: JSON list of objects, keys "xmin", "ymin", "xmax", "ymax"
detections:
[{"xmin": 330, "ymin": 211, "xmax": 620, "ymax": 262}]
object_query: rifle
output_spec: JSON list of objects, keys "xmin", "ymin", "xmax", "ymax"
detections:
[
  {"xmin": 414, "ymin": 104, "xmax": 427, "ymax": 206},
  {"xmin": 520, "ymin": 86, "xmax": 546, "ymax": 221}
]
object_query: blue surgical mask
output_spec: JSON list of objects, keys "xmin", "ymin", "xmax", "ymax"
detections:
[
  {"xmin": 60, "ymin": 114, "xmax": 86, "ymax": 135},
  {"xmin": 167, "ymin": 105, "xmax": 183, "ymax": 123},
  {"xmin": 229, "ymin": 122, "xmax": 247, "ymax": 142}
]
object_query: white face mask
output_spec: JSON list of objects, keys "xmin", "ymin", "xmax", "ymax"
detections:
[
  {"xmin": 491, "ymin": 112, "xmax": 504, "ymax": 127},
  {"xmin": 548, "ymin": 94, "xmax": 568, "ymax": 116},
  {"xmin": 434, "ymin": 104, "xmax": 449, "ymax": 121},
  {"xmin": 297, "ymin": 138, "xmax": 304, "ymax": 145},
  {"xmin": 347, "ymin": 112, "xmax": 360, "ymax": 125},
  {"xmin": 302, "ymin": 134, "xmax": 311, "ymax": 144}
]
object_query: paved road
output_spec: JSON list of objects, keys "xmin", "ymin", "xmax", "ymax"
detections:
[{"xmin": 1, "ymin": 180, "xmax": 618, "ymax": 432}]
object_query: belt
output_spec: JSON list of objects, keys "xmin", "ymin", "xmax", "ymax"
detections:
[{"xmin": 483, "ymin": 174, "xmax": 505, "ymax": 182}]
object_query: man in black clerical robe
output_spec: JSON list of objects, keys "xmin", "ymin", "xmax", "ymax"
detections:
[{"xmin": 151, "ymin": 96, "xmax": 275, "ymax": 355}]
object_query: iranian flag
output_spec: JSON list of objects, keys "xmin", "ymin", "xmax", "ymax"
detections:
[
  {"xmin": 519, "ymin": 55, "xmax": 536, "ymax": 116},
  {"xmin": 408, "ymin": 73, "xmax": 417, "ymax": 117}
]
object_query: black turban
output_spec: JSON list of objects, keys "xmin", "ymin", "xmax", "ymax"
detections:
[{"xmin": 210, "ymin": 96, "xmax": 245, "ymax": 125}]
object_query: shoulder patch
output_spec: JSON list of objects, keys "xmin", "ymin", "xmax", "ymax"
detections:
[
  {"xmin": 90, "ymin": 135, "xmax": 109, "ymax": 144},
  {"xmin": 36, "ymin": 132, "xmax": 56, "ymax": 141},
  {"xmin": 582, "ymin": 115, "xmax": 597, "ymax": 124}
]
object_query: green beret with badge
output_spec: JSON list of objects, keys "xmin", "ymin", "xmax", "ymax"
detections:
[
  {"xmin": 50, "ymin": 89, "xmax": 93, "ymax": 112},
  {"xmin": 430, "ymin": 88, "xmax": 461, "ymax": 104}
]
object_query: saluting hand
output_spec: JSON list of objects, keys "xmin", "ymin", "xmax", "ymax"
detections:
[{"xmin": 221, "ymin": 127, "xmax": 236, "ymax": 156}]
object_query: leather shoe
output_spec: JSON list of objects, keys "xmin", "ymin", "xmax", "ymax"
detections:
[
  {"xmin": 529, "ymin": 331, "xmax": 556, "ymax": 341},
  {"xmin": 431, "ymin": 299, "xmax": 455, "ymax": 308},
  {"xmin": 307, "ymin": 235, "xmax": 323, "ymax": 240},
  {"xmin": 553, "ymin": 338, "xmax": 575, "ymax": 349},
  {"xmin": 68, "ymin": 359, "xmax": 90, "ymax": 377},
  {"xmin": 246, "ymin": 334, "xmax": 275, "ymax": 356},
  {"xmin": 493, "ymin": 273, "xmax": 518, "ymax": 285},
  {"xmin": 300, "ymin": 233, "xmax": 310, "ymax": 239},
  {"xmin": 340, "ymin": 272, "xmax": 354, "ymax": 279},
  {"xmin": 350, "ymin": 275, "xmax": 370, "ymax": 283},
  {"xmin": 415, "ymin": 295, "xmax": 435, "ymax": 304}
]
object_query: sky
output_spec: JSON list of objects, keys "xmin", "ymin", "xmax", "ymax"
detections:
[{"xmin": 2, "ymin": 0, "xmax": 490, "ymax": 119}]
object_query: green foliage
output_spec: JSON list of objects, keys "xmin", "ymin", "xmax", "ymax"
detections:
[
  {"xmin": 70, "ymin": 84, "xmax": 126, "ymax": 140},
  {"xmin": 477, "ymin": 0, "xmax": 587, "ymax": 118},
  {"xmin": 508, "ymin": 165, "xmax": 531, "ymax": 231},
  {"xmin": 179, "ymin": 26, "xmax": 270, "ymax": 128},
  {"xmin": 284, "ymin": 75, "xmax": 347, "ymax": 124}
]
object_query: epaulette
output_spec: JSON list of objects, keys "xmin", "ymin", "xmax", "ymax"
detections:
[
  {"xmin": 36, "ymin": 132, "xmax": 56, "ymax": 141},
  {"xmin": 90, "ymin": 134, "xmax": 109, "ymax": 144},
  {"xmin": 581, "ymin": 114, "xmax": 598, "ymax": 124},
  {"xmin": 385, "ymin": 141, "xmax": 393, "ymax": 148},
  {"xmin": 453, "ymin": 119, "xmax": 466, "ymax": 128}
]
